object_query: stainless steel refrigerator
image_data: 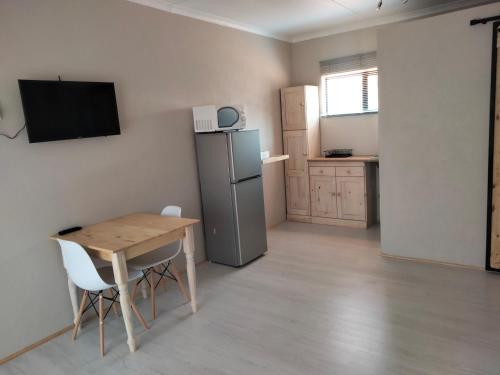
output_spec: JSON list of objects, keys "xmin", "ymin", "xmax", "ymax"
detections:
[{"xmin": 195, "ymin": 129, "xmax": 268, "ymax": 266}]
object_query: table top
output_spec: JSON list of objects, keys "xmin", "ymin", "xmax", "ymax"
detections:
[{"xmin": 50, "ymin": 213, "xmax": 199, "ymax": 254}]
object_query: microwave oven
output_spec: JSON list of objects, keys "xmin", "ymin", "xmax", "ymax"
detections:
[{"xmin": 192, "ymin": 105, "xmax": 246, "ymax": 133}]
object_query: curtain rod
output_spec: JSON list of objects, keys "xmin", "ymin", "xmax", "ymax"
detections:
[{"xmin": 470, "ymin": 15, "xmax": 500, "ymax": 26}]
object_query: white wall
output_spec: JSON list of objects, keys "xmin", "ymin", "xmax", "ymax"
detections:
[
  {"xmin": 0, "ymin": 0, "xmax": 290, "ymax": 358},
  {"xmin": 378, "ymin": 3, "xmax": 500, "ymax": 267},
  {"xmin": 291, "ymin": 27, "xmax": 379, "ymax": 155}
]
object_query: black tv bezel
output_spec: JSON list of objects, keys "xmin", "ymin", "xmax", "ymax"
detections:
[{"xmin": 18, "ymin": 79, "xmax": 121, "ymax": 143}]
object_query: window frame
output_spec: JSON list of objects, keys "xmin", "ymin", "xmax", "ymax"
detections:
[{"xmin": 321, "ymin": 67, "xmax": 379, "ymax": 118}]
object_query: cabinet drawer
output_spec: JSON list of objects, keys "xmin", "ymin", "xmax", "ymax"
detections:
[
  {"xmin": 309, "ymin": 166, "xmax": 335, "ymax": 176},
  {"xmin": 336, "ymin": 166, "xmax": 364, "ymax": 177}
]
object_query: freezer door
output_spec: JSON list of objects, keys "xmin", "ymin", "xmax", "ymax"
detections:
[
  {"xmin": 231, "ymin": 176, "xmax": 268, "ymax": 265},
  {"xmin": 228, "ymin": 130, "xmax": 262, "ymax": 183}
]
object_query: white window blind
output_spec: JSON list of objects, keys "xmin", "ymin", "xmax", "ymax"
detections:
[{"xmin": 320, "ymin": 52, "xmax": 378, "ymax": 116}]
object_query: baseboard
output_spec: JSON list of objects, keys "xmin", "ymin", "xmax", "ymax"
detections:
[
  {"xmin": 287, "ymin": 214, "xmax": 367, "ymax": 228},
  {"xmin": 287, "ymin": 214, "xmax": 312, "ymax": 223},
  {"xmin": 380, "ymin": 252, "xmax": 484, "ymax": 271},
  {"xmin": 0, "ymin": 325, "xmax": 73, "ymax": 365}
]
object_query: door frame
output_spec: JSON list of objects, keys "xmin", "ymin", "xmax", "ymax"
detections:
[{"xmin": 486, "ymin": 21, "xmax": 500, "ymax": 271}]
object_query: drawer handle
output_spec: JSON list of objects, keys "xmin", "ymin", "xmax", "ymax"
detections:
[{"xmin": 347, "ymin": 170, "xmax": 351, "ymax": 174}]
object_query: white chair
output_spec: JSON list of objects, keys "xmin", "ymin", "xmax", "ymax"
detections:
[
  {"xmin": 128, "ymin": 205, "xmax": 190, "ymax": 320},
  {"xmin": 57, "ymin": 239, "xmax": 149, "ymax": 357}
]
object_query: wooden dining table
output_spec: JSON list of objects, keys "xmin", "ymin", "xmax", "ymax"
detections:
[{"xmin": 50, "ymin": 212, "xmax": 199, "ymax": 352}]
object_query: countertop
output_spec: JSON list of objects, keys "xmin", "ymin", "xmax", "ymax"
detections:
[{"xmin": 308, "ymin": 156, "xmax": 379, "ymax": 163}]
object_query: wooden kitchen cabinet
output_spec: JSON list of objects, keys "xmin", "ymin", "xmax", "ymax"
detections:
[
  {"xmin": 336, "ymin": 176, "xmax": 366, "ymax": 221},
  {"xmin": 281, "ymin": 87, "xmax": 306, "ymax": 130},
  {"xmin": 283, "ymin": 130, "xmax": 308, "ymax": 173},
  {"xmin": 281, "ymin": 86, "xmax": 320, "ymax": 132},
  {"xmin": 300, "ymin": 157, "xmax": 378, "ymax": 228},
  {"xmin": 281, "ymin": 86, "xmax": 320, "ymax": 222},
  {"xmin": 281, "ymin": 85, "xmax": 378, "ymax": 228},
  {"xmin": 286, "ymin": 174, "xmax": 310, "ymax": 216},
  {"xmin": 310, "ymin": 175, "xmax": 337, "ymax": 218}
]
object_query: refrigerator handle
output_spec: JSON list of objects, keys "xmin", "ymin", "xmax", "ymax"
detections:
[
  {"xmin": 230, "ymin": 183, "xmax": 243, "ymax": 265},
  {"xmin": 227, "ymin": 133, "xmax": 236, "ymax": 182}
]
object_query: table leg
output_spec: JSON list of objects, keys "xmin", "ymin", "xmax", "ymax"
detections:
[
  {"xmin": 183, "ymin": 225, "xmax": 197, "ymax": 313},
  {"xmin": 111, "ymin": 251, "xmax": 136, "ymax": 352},
  {"xmin": 67, "ymin": 276, "xmax": 80, "ymax": 331}
]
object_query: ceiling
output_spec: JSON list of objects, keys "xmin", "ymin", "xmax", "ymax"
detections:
[{"xmin": 128, "ymin": 0, "xmax": 498, "ymax": 42}]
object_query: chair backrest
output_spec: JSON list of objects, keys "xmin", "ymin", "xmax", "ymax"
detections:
[
  {"xmin": 161, "ymin": 205, "xmax": 181, "ymax": 218},
  {"xmin": 57, "ymin": 239, "xmax": 112, "ymax": 292},
  {"xmin": 161, "ymin": 205, "xmax": 182, "ymax": 256}
]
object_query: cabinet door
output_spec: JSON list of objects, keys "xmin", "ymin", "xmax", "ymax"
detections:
[
  {"xmin": 336, "ymin": 177, "xmax": 366, "ymax": 221},
  {"xmin": 281, "ymin": 87, "xmax": 306, "ymax": 130},
  {"xmin": 286, "ymin": 174, "xmax": 310, "ymax": 216},
  {"xmin": 283, "ymin": 130, "xmax": 308, "ymax": 174},
  {"xmin": 310, "ymin": 176, "xmax": 337, "ymax": 218}
]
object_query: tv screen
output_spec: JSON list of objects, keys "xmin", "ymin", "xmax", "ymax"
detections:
[{"xmin": 18, "ymin": 80, "xmax": 120, "ymax": 143}]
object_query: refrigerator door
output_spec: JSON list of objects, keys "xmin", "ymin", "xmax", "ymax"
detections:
[
  {"xmin": 231, "ymin": 176, "xmax": 268, "ymax": 265},
  {"xmin": 228, "ymin": 130, "xmax": 262, "ymax": 183},
  {"xmin": 195, "ymin": 133, "xmax": 239, "ymax": 266}
]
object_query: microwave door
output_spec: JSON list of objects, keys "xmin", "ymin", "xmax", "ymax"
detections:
[
  {"xmin": 217, "ymin": 107, "xmax": 240, "ymax": 129},
  {"xmin": 228, "ymin": 130, "xmax": 262, "ymax": 183}
]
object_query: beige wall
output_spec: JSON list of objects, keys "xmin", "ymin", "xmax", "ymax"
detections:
[
  {"xmin": 378, "ymin": 3, "xmax": 500, "ymax": 267},
  {"xmin": 291, "ymin": 28, "xmax": 379, "ymax": 155},
  {"xmin": 0, "ymin": 0, "xmax": 290, "ymax": 358}
]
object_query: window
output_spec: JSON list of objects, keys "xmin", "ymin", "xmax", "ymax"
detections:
[{"xmin": 320, "ymin": 52, "xmax": 378, "ymax": 116}]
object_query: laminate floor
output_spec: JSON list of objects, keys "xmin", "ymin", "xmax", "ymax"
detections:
[{"xmin": 3, "ymin": 222, "xmax": 500, "ymax": 375}]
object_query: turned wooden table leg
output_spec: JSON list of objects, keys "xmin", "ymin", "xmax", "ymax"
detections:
[
  {"xmin": 183, "ymin": 225, "xmax": 197, "ymax": 313},
  {"xmin": 111, "ymin": 251, "xmax": 136, "ymax": 352}
]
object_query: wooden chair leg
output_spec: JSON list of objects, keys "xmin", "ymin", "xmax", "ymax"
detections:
[
  {"xmin": 155, "ymin": 264, "xmax": 167, "ymax": 292},
  {"xmin": 140, "ymin": 278, "xmax": 148, "ymax": 300},
  {"xmin": 131, "ymin": 301, "xmax": 150, "ymax": 330},
  {"xmin": 131, "ymin": 281, "xmax": 139, "ymax": 303},
  {"xmin": 72, "ymin": 290, "xmax": 88, "ymax": 341},
  {"xmin": 150, "ymin": 269, "xmax": 156, "ymax": 320},
  {"xmin": 170, "ymin": 263, "xmax": 191, "ymax": 302},
  {"xmin": 99, "ymin": 292, "xmax": 105, "ymax": 357},
  {"xmin": 108, "ymin": 289, "xmax": 119, "ymax": 317},
  {"xmin": 158, "ymin": 265, "xmax": 167, "ymax": 292}
]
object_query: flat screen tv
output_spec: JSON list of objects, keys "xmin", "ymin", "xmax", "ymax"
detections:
[{"xmin": 18, "ymin": 79, "xmax": 120, "ymax": 143}]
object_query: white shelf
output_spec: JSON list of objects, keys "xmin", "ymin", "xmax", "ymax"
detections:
[{"xmin": 262, "ymin": 155, "xmax": 289, "ymax": 165}]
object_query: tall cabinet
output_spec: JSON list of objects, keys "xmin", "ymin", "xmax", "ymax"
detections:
[{"xmin": 281, "ymin": 86, "xmax": 320, "ymax": 219}]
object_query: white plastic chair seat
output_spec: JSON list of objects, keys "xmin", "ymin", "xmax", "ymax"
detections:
[
  {"xmin": 128, "ymin": 244, "xmax": 180, "ymax": 270},
  {"xmin": 97, "ymin": 266, "xmax": 143, "ymax": 287}
]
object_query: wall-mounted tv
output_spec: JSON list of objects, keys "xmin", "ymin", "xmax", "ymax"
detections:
[{"xmin": 18, "ymin": 79, "xmax": 120, "ymax": 143}]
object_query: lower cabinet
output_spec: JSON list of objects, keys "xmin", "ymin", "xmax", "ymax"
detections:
[
  {"xmin": 286, "ymin": 174, "xmax": 310, "ymax": 216},
  {"xmin": 336, "ymin": 176, "xmax": 366, "ymax": 221},
  {"xmin": 287, "ymin": 160, "xmax": 378, "ymax": 228},
  {"xmin": 310, "ymin": 175, "xmax": 337, "ymax": 218}
]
